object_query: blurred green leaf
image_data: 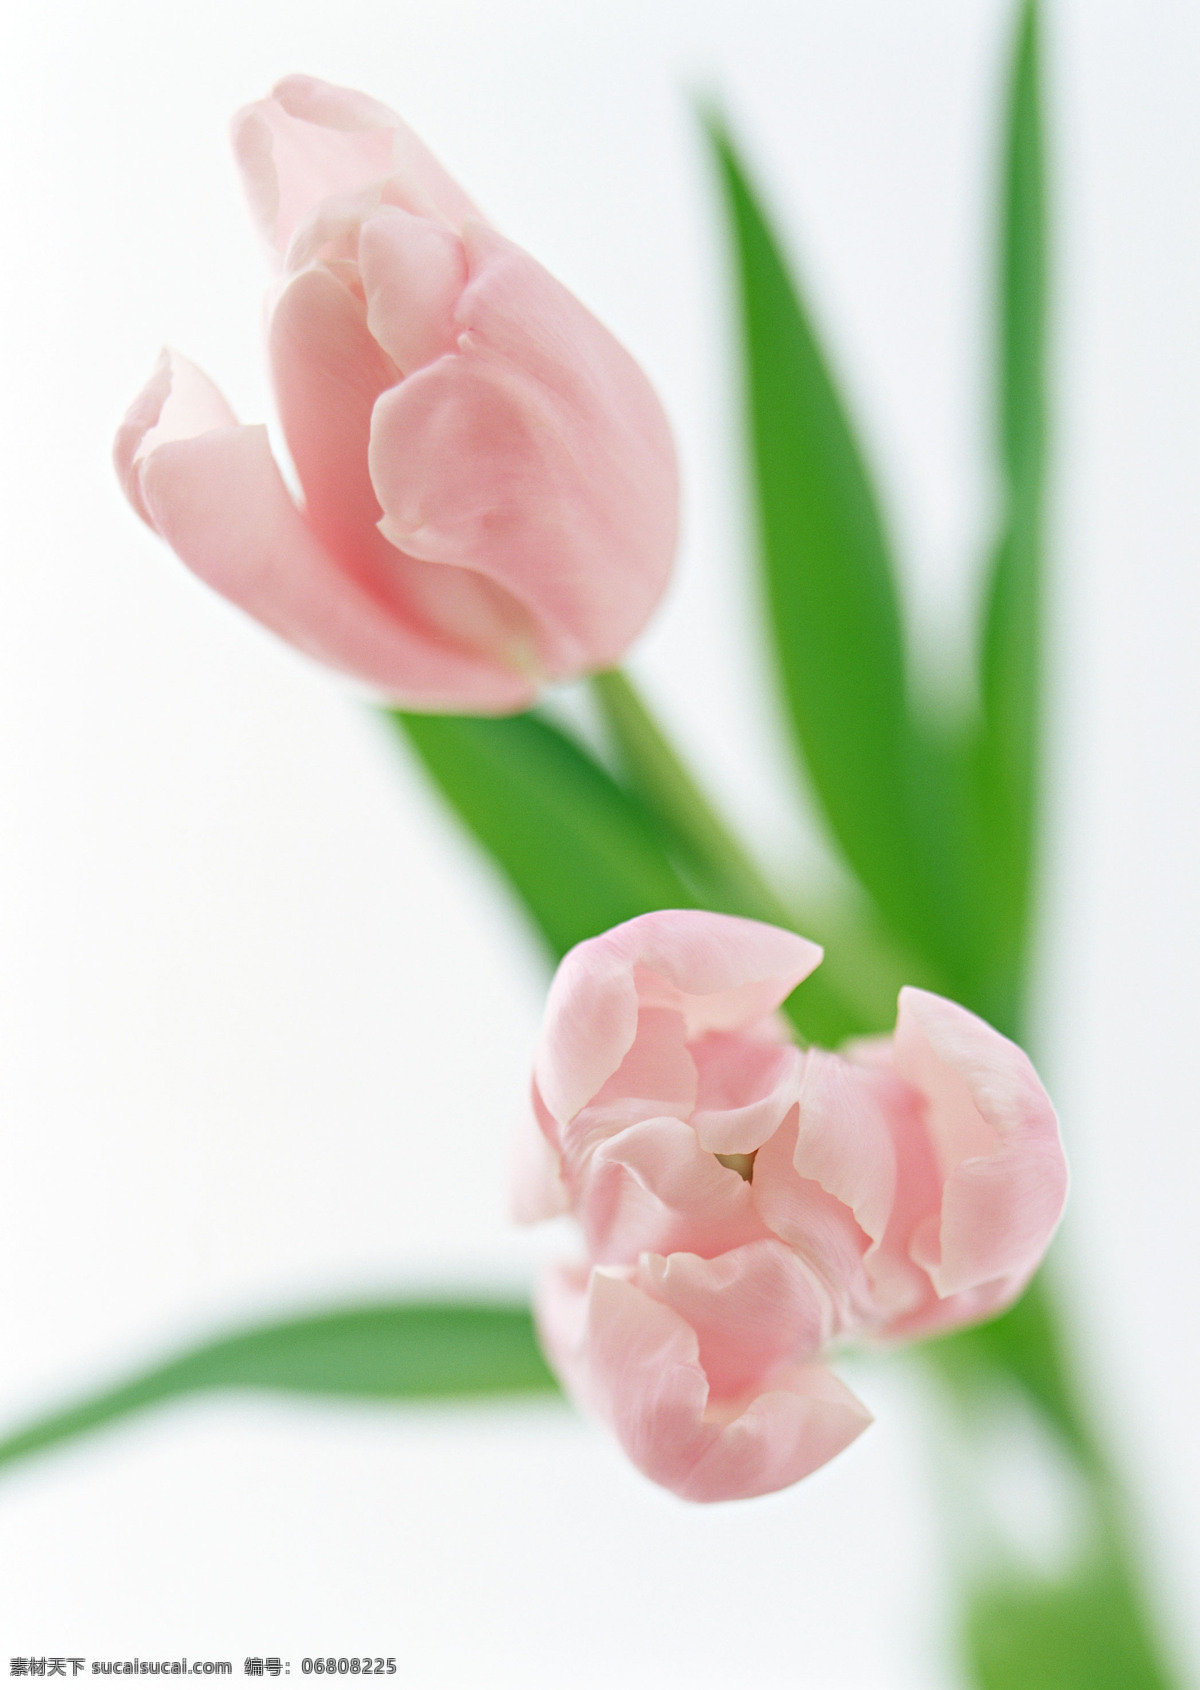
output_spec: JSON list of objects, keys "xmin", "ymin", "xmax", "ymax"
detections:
[
  {"xmin": 704, "ymin": 115, "xmax": 971, "ymax": 987},
  {"xmin": 0, "ymin": 1301, "xmax": 558, "ymax": 1477},
  {"xmin": 926, "ymin": 1273, "xmax": 1091, "ymax": 1469},
  {"xmin": 933, "ymin": 1269, "xmax": 1179, "ymax": 1689},
  {"xmin": 966, "ymin": 1545, "xmax": 1176, "ymax": 1690},
  {"xmin": 393, "ymin": 710, "xmax": 695, "ymax": 962},
  {"xmin": 974, "ymin": 0, "xmax": 1047, "ymax": 998},
  {"xmin": 396, "ymin": 705, "xmax": 881, "ymax": 1045}
]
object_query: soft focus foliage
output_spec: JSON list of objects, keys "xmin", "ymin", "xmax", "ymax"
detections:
[{"xmin": 0, "ymin": 1304, "xmax": 556, "ymax": 1478}]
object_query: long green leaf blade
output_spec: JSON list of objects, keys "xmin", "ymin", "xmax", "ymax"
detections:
[
  {"xmin": 976, "ymin": 0, "xmax": 1047, "ymax": 993},
  {"xmin": 393, "ymin": 710, "xmax": 695, "ymax": 961},
  {"xmin": 0, "ymin": 1301, "xmax": 558, "ymax": 1476},
  {"xmin": 704, "ymin": 118, "xmax": 938, "ymax": 971}
]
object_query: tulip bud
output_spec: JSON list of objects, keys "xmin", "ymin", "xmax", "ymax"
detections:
[{"xmin": 116, "ymin": 76, "xmax": 678, "ymax": 711}]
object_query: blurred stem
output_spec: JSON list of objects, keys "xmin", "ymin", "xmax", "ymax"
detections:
[
  {"xmin": 927, "ymin": 1272, "xmax": 1095, "ymax": 1472},
  {"xmin": 931, "ymin": 1279, "xmax": 1178, "ymax": 1688},
  {"xmin": 926, "ymin": 1222, "xmax": 1176, "ymax": 1686},
  {"xmin": 591, "ymin": 668, "xmax": 900, "ymax": 1040},
  {"xmin": 591, "ymin": 667, "xmax": 794, "ymax": 925}
]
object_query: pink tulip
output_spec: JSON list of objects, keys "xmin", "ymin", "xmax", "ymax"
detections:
[
  {"xmin": 114, "ymin": 76, "xmax": 678, "ymax": 710},
  {"xmin": 516, "ymin": 910, "xmax": 1067, "ymax": 1502}
]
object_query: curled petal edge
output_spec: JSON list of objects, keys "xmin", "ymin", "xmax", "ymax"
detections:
[
  {"xmin": 539, "ymin": 1266, "xmax": 870, "ymax": 1503},
  {"xmin": 119, "ymin": 354, "xmax": 534, "ymax": 710},
  {"xmin": 534, "ymin": 911, "xmax": 823, "ymax": 1129}
]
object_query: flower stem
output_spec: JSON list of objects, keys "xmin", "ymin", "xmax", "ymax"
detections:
[
  {"xmin": 590, "ymin": 667, "xmax": 794, "ymax": 927},
  {"xmin": 589, "ymin": 668, "xmax": 908, "ymax": 1043}
]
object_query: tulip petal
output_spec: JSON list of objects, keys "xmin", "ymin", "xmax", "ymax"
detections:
[
  {"xmin": 114, "ymin": 349, "xmax": 237, "ymax": 527},
  {"xmin": 534, "ymin": 911, "xmax": 821, "ymax": 1128},
  {"xmin": 794, "ymin": 1047, "xmax": 899, "ymax": 1245},
  {"xmin": 635, "ymin": 1241, "xmax": 831, "ymax": 1399},
  {"xmin": 751, "ymin": 1112, "xmax": 876, "ymax": 1328},
  {"xmin": 232, "ymin": 74, "xmax": 475, "ymax": 260},
  {"xmin": 369, "ymin": 355, "xmax": 602, "ymax": 676},
  {"xmin": 360, "ymin": 207, "xmax": 467, "ymax": 375},
  {"xmin": 586, "ymin": 1006, "xmax": 698, "ymax": 1125},
  {"xmin": 690, "ymin": 1030, "xmax": 805, "ymax": 1155},
  {"xmin": 575, "ymin": 1116, "xmax": 765, "ymax": 1265},
  {"xmin": 893, "ymin": 988, "xmax": 1067, "ymax": 1300},
  {"xmin": 679, "ymin": 1362, "xmax": 872, "ymax": 1504},
  {"xmin": 135, "ymin": 416, "xmax": 531, "ymax": 709},
  {"xmin": 269, "ymin": 263, "xmax": 544, "ymax": 692},
  {"xmin": 367, "ymin": 222, "xmax": 679, "ymax": 677},
  {"xmin": 570, "ymin": 1271, "xmax": 870, "ymax": 1502},
  {"xmin": 532, "ymin": 1259, "xmax": 594, "ymax": 1408},
  {"xmin": 510, "ymin": 1097, "xmax": 571, "ymax": 1226},
  {"xmin": 269, "ymin": 264, "xmax": 399, "ymax": 578}
]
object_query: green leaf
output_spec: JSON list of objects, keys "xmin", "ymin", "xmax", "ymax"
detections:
[
  {"xmin": 396, "ymin": 703, "xmax": 896, "ymax": 1046},
  {"xmin": 392, "ymin": 709, "xmax": 695, "ymax": 962},
  {"xmin": 966, "ymin": 1547, "xmax": 1176, "ymax": 1690},
  {"xmin": 0, "ymin": 1301, "xmax": 559, "ymax": 1477},
  {"xmin": 932, "ymin": 1266, "xmax": 1179, "ymax": 1687},
  {"xmin": 703, "ymin": 115, "xmax": 957, "ymax": 982},
  {"xmin": 975, "ymin": 0, "xmax": 1047, "ymax": 996},
  {"xmin": 925, "ymin": 1272, "xmax": 1091, "ymax": 1468}
]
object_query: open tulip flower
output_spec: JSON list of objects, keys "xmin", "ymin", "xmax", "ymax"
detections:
[
  {"xmin": 114, "ymin": 76, "xmax": 678, "ymax": 710},
  {"xmin": 516, "ymin": 910, "xmax": 1068, "ymax": 1502}
]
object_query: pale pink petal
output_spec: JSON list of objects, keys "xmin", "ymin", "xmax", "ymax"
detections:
[
  {"xmin": 533, "ymin": 1259, "xmax": 593, "ymax": 1408},
  {"xmin": 457, "ymin": 221, "xmax": 666, "ymax": 449},
  {"xmin": 269, "ymin": 264, "xmax": 399, "ymax": 578},
  {"xmin": 793, "ymin": 1047, "xmax": 899, "ymax": 1245},
  {"xmin": 135, "ymin": 420, "xmax": 531, "ymax": 709},
  {"xmin": 893, "ymin": 988, "xmax": 1067, "ymax": 1301},
  {"xmin": 283, "ymin": 186, "xmax": 384, "ymax": 275},
  {"xmin": 269, "ymin": 263, "xmax": 544, "ymax": 687},
  {"xmin": 580, "ymin": 1271, "xmax": 719, "ymax": 1494},
  {"xmin": 565, "ymin": 1272, "xmax": 870, "ymax": 1503},
  {"xmin": 825, "ymin": 1031, "xmax": 952, "ymax": 1326},
  {"xmin": 114, "ymin": 349, "xmax": 237, "ymax": 526},
  {"xmin": 368, "ymin": 355, "xmax": 610, "ymax": 676},
  {"xmin": 360, "ymin": 207, "xmax": 467, "ymax": 374},
  {"xmin": 859, "ymin": 1070, "xmax": 947, "ymax": 1330},
  {"xmin": 534, "ymin": 912, "xmax": 822, "ymax": 1127},
  {"xmin": 366, "ymin": 220, "xmax": 679, "ymax": 678},
  {"xmin": 634, "ymin": 1241, "xmax": 832, "ymax": 1399},
  {"xmin": 690, "ymin": 1030, "xmax": 805, "ymax": 1156},
  {"xmin": 266, "ymin": 75, "xmax": 402, "ymax": 132},
  {"xmin": 586, "ymin": 1006, "xmax": 697, "ymax": 1123},
  {"xmin": 678, "ymin": 1362, "xmax": 872, "ymax": 1504},
  {"xmin": 751, "ymin": 1111, "xmax": 877, "ymax": 1330},
  {"xmin": 231, "ymin": 74, "xmax": 475, "ymax": 260},
  {"xmin": 510, "ymin": 1097, "xmax": 570, "ymax": 1226},
  {"xmin": 528, "ymin": 1079, "xmax": 563, "ymax": 1156},
  {"xmin": 574, "ymin": 1117, "xmax": 765, "ymax": 1265},
  {"xmin": 624, "ymin": 919, "xmax": 823, "ymax": 1040}
]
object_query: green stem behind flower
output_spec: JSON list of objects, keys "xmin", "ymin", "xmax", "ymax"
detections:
[
  {"xmin": 591, "ymin": 667, "xmax": 912, "ymax": 1042},
  {"xmin": 591, "ymin": 667, "xmax": 793, "ymax": 925}
]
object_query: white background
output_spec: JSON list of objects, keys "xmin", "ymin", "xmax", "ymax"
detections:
[{"xmin": 0, "ymin": 0, "xmax": 1197, "ymax": 1684}]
